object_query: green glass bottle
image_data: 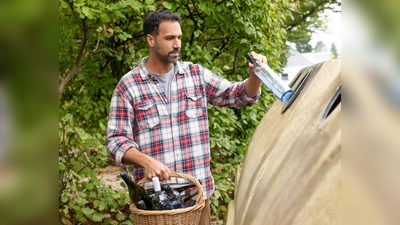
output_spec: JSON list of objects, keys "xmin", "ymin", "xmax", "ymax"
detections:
[{"xmin": 120, "ymin": 171, "xmax": 154, "ymax": 210}]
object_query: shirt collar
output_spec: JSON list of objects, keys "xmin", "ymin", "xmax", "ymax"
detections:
[{"xmin": 138, "ymin": 56, "xmax": 185, "ymax": 80}]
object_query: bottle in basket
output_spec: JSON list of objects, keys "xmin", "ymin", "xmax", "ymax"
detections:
[
  {"xmin": 162, "ymin": 184, "xmax": 186, "ymax": 209},
  {"xmin": 181, "ymin": 188, "xmax": 198, "ymax": 207},
  {"xmin": 120, "ymin": 171, "xmax": 154, "ymax": 210},
  {"xmin": 151, "ymin": 177, "xmax": 173, "ymax": 210},
  {"xmin": 145, "ymin": 182, "xmax": 197, "ymax": 195},
  {"xmin": 120, "ymin": 171, "xmax": 140, "ymax": 205},
  {"xmin": 137, "ymin": 199, "xmax": 147, "ymax": 210}
]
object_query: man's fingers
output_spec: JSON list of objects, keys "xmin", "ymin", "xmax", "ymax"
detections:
[
  {"xmin": 162, "ymin": 172, "xmax": 170, "ymax": 181},
  {"xmin": 262, "ymin": 55, "xmax": 268, "ymax": 64},
  {"xmin": 249, "ymin": 51, "xmax": 267, "ymax": 64},
  {"xmin": 160, "ymin": 166, "xmax": 170, "ymax": 181},
  {"xmin": 147, "ymin": 168, "xmax": 170, "ymax": 181},
  {"xmin": 143, "ymin": 159, "xmax": 171, "ymax": 181},
  {"xmin": 145, "ymin": 170, "xmax": 155, "ymax": 180}
]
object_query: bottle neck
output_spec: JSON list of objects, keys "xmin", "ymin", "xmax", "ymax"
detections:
[
  {"xmin": 162, "ymin": 184, "xmax": 172, "ymax": 193},
  {"xmin": 152, "ymin": 177, "xmax": 161, "ymax": 192}
]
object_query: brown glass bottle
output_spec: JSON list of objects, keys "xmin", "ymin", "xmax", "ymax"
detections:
[{"xmin": 120, "ymin": 171, "xmax": 154, "ymax": 210}]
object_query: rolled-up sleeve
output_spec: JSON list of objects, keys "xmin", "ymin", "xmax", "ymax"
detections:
[
  {"xmin": 202, "ymin": 67, "xmax": 261, "ymax": 108},
  {"xmin": 239, "ymin": 78, "xmax": 261, "ymax": 105},
  {"xmin": 106, "ymin": 87, "xmax": 138, "ymax": 166}
]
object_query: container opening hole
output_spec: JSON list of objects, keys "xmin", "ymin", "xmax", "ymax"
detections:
[{"xmin": 322, "ymin": 87, "xmax": 341, "ymax": 119}]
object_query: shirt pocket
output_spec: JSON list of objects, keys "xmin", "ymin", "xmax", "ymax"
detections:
[
  {"xmin": 136, "ymin": 101, "xmax": 160, "ymax": 129},
  {"xmin": 185, "ymin": 93, "xmax": 204, "ymax": 118}
]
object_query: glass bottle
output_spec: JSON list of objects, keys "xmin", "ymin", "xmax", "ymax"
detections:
[
  {"xmin": 162, "ymin": 184, "xmax": 186, "ymax": 209},
  {"xmin": 151, "ymin": 177, "xmax": 173, "ymax": 210},
  {"xmin": 181, "ymin": 188, "xmax": 198, "ymax": 207},
  {"xmin": 246, "ymin": 53, "xmax": 293, "ymax": 102},
  {"xmin": 120, "ymin": 171, "xmax": 154, "ymax": 210},
  {"xmin": 146, "ymin": 182, "xmax": 197, "ymax": 195}
]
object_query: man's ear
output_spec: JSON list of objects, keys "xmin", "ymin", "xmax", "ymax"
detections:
[{"xmin": 146, "ymin": 34, "xmax": 155, "ymax": 47}]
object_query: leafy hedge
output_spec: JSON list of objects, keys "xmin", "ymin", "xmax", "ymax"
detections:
[{"xmin": 59, "ymin": 0, "xmax": 292, "ymax": 223}]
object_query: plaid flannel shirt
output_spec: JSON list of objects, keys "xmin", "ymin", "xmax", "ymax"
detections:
[{"xmin": 106, "ymin": 57, "xmax": 260, "ymax": 199}]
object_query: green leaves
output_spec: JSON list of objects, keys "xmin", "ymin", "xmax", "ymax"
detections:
[
  {"xmin": 162, "ymin": 2, "xmax": 173, "ymax": 10},
  {"xmin": 100, "ymin": 12, "xmax": 110, "ymax": 22},
  {"xmin": 81, "ymin": 207, "xmax": 95, "ymax": 216},
  {"xmin": 116, "ymin": 211, "xmax": 126, "ymax": 221},
  {"xmin": 59, "ymin": 0, "xmax": 339, "ymax": 223},
  {"xmin": 92, "ymin": 213, "xmax": 111, "ymax": 222},
  {"xmin": 81, "ymin": 6, "xmax": 93, "ymax": 19},
  {"xmin": 81, "ymin": 207, "xmax": 111, "ymax": 222},
  {"xmin": 285, "ymin": 0, "xmax": 340, "ymax": 44},
  {"xmin": 244, "ymin": 22, "xmax": 256, "ymax": 35},
  {"xmin": 117, "ymin": 32, "xmax": 132, "ymax": 41},
  {"xmin": 61, "ymin": 196, "xmax": 68, "ymax": 203},
  {"xmin": 59, "ymin": 157, "xmax": 67, "ymax": 170}
]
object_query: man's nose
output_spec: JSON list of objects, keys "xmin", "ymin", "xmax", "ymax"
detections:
[{"xmin": 173, "ymin": 38, "xmax": 181, "ymax": 49}]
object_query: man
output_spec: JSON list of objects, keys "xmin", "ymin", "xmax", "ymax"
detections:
[{"xmin": 106, "ymin": 9, "xmax": 266, "ymax": 224}]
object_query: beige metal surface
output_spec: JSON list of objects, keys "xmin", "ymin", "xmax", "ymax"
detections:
[{"xmin": 227, "ymin": 59, "xmax": 341, "ymax": 225}]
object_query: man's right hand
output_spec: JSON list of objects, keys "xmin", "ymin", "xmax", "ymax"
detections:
[
  {"xmin": 122, "ymin": 147, "xmax": 170, "ymax": 181},
  {"xmin": 143, "ymin": 157, "xmax": 171, "ymax": 181}
]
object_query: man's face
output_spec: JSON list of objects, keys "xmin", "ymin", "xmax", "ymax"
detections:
[{"xmin": 153, "ymin": 20, "xmax": 182, "ymax": 64}]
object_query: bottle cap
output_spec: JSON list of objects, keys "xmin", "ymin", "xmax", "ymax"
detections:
[
  {"xmin": 152, "ymin": 177, "xmax": 161, "ymax": 192},
  {"xmin": 246, "ymin": 53, "xmax": 259, "ymax": 66}
]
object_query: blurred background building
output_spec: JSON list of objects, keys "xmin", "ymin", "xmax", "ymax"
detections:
[{"xmin": 281, "ymin": 49, "xmax": 331, "ymax": 86}]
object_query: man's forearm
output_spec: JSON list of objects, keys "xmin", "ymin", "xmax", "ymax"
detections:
[
  {"xmin": 244, "ymin": 74, "xmax": 262, "ymax": 98},
  {"xmin": 122, "ymin": 147, "xmax": 171, "ymax": 180},
  {"xmin": 122, "ymin": 147, "xmax": 152, "ymax": 168}
]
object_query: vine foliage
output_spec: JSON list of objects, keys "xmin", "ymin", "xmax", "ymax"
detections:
[{"xmin": 59, "ymin": 0, "xmax": 338, "ymax": 223}]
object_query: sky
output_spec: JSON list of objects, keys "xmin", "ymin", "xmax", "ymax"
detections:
[{"xmin": 309, "ymin": 8, "xmax": 342, "ymax": 54}]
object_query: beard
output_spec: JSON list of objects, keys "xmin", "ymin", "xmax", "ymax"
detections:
[{"xmin": 154, "ymin": 42, "xmax": 180, "ymax": 64}]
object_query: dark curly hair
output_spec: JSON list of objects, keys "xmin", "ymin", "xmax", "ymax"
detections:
[{"xmin": 143, "ymin": 10, "xmax": 182, "ymax": 37}]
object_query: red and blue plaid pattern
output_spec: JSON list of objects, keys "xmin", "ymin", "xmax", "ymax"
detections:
[{"xmin": 106, "ymin": 57, "xmax": 260, "ymax": 199}]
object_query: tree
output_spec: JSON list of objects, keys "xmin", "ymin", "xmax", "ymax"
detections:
[
  {"xmin": 331, "ymin": 42, "xmax": 339, "ymax": 58},
  {"xmin": 296, "ymin": 40, "xmax": 313, "ymax": 53},
  {"xmin": 314, "ymin": 40, "xmax": 327, "ymax": 52},
  {"xmin": 285, "ymin": 0, "xmax": 341, "ymax": 43},
  {"xmin": 59, "ymin": 0, "xmax": 342, "ymax": 223}
]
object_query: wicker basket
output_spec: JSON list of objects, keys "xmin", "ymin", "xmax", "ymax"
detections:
[{"xmin": 129, "ymin": 171, "xmax": 205, "ymax": 225}]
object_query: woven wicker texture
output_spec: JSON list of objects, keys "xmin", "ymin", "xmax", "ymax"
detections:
[{"xmin": 130, "ymin": 171, "xmax": 205, "ymax": 225}]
